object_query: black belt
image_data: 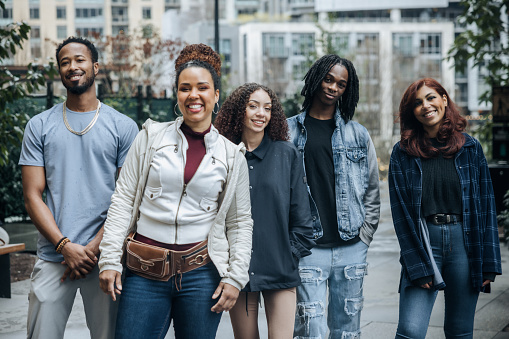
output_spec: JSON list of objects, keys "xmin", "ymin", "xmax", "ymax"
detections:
[{"xmin": 426, "ymin": 214, "xmax": 462, "ymax": 225}]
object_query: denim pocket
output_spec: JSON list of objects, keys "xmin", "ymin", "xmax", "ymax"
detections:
[
  {"xmin": 346, "ymin": 148, "xmax": 366, "ymax": 163},
  {"xmin": 345, "ymin": 147, "xmax": 367, "ymax": 181}
]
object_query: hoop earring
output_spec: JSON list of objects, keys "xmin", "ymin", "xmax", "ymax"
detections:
[
  {"xmin": 174, "ymin": 103, "xmax": 182, "ymax": 117},
  {"xmin": 212, "ymin": 102, "xmax": 219, "ymax": 115}
]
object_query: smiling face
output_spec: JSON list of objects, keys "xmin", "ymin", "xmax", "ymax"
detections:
[
  {"xmin": 177, "ymin": 67, "xmax": 219, "ymax": 132},
  {"xmin": 315, "ymin": 64, "xmax": 349, "ymax": 108},
  {"xmin": 58, "ymin": 42, "xmax": 98, "ymax": 95},
  {"xmin": 413, "ymin": 85, "xmax": 448, "ymax": 137},
  {"xmin": 242, "ymin": 89, "xmax": 272, "ymax": 137}
]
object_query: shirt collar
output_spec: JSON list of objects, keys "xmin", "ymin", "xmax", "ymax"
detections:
[
  {"xmin": 300, "ymin": 108, "xmax": 345, "ymax": 128},
  {"xmin": 248, "ymin": 133, "xmax": 271, "ymax": 160}
]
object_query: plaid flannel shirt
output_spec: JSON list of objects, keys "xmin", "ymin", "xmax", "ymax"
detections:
[{"xmin": 389, "ymin": 133, "xmax": 502, "ymax": 292}]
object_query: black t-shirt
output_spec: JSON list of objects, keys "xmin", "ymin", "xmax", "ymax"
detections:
[
  {"xmin": 304, "ymin": 115, "xmax": 347, "ymax": 246},
  {"xmin": 421, "ymin": 138, "xmax": 462, "ymax": 217}
]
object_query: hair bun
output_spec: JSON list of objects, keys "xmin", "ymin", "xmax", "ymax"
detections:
[{"xmin": 175, "ymin": 43, "xmax": 221, "ymax": 77}]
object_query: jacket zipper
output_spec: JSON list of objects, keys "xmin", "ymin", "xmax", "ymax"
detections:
[
  {"xmin": 173, "ymin": 129, "xmax": 214, "ymax": 244},
  {"xmin": 174, "ymin": 183, "xmax": 187, "ymax": 243},
  {"xmin": 173, "ymin": 131, "xmax": 186, "ymax": 244}
]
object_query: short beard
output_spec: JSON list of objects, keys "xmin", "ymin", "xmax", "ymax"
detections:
[{"xmin": 64, "ymin": 73, "xmax": 95, "ymax": 95}]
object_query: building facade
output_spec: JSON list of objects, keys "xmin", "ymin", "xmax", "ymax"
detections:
[{"xmin": 1, "ymin": 0, "xmax": 503, "ymax": 156}]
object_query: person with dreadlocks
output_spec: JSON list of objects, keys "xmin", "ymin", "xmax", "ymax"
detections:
[{"xmin": 287, "ymin": 54, "xmax": 380, "ymax": 338}]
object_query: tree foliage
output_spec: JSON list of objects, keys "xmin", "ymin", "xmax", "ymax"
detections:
[
  {"xmin": 61, "ymin": 26, "xmax": 185, "ymax": 97},
  {"xmin": 448, "ymin": 0, "xmax": 509, "ymax": 104},
  {"xmin": 0, "ymin": 98, "xmax": 46, "ymax": 223},
  {"xmin": 0, "ymin": 1, "xmax": 57, "ymax": 166}
]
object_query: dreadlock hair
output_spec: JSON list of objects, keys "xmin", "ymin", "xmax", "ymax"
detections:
[
  {"xmin": 215, "ymin": 83, "xmax": 289, "ymax": 144},
  {"xmin": 300, "ymin": 54, "xmax": 359, "ymax": 122},
  {"xmin": 398, "ymin": 78, "xmax": 466, "ymax": 158},
  {"xmin": 56, "ymin": 36, "xmax": 99, "ymax": 67},
  {"xmin": 174, "ymin": 43, "xmax": 221, "ymax": 91}
]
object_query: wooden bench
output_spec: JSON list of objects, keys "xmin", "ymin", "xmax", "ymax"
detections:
[{"xmin": 0, "ymin": 243, "xmax": 26, "ymax": 298}]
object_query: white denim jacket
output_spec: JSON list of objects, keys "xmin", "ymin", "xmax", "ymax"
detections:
[{"xmin": 98, "ymin": 118, "xmax": 253, "ymax": 290}]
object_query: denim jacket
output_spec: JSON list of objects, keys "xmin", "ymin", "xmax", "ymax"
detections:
[
  {"xmin": 287, "ymin": 110, "xmax": 380, "ymax": 245},
  {"xmin": 389, "ymin": 133, "xmax": 502, "ymax": 291}
]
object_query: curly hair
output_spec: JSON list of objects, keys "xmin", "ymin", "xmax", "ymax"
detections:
[
  {"xmin": 174, "ymin": 43, "xmax": 221, "ymax": 90},
  {"xmin": 215, "ymin": 83, "xmax": 289, "ymax": 143},
  {"xmin": 301, "ymin": 54, "xmax": 359, "ymax": 122},
  {"xmin": 56, "ymin": 36, "xmax": 99, "ymax": 67},
  {"xmin": 399, "ymin": 78, "xmax": 467, "ymax": 158}
]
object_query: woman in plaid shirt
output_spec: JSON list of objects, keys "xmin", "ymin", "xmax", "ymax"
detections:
[{"xmin": 389, "ymin": 78, "xmax": 502, "ymax": 339}]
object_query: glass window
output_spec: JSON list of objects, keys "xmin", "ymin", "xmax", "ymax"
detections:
[
  {"xmin": 76, "ymin": 8, "xmax": 103, "ymax": 18},
  {"xmin": 394, "ymin": 34, "xmax": 413, "ymax": 57},
  {"xmin": 357, "ymin": 33, "xmax": 378, "ymax": 54},
  {"xmin": 112, "ymin": 7, "xmax": 128, "ymax": 22},
  {"xmin": 56, "ymin": 6, "xmax": 66, "ymax": 19},
  {"xmin": 457, "ymin": 83, "xmax": 468, "ymax": 104},
  {"xmin": 142, "ymin": 7, "xmax": 151, "ymax": 19},
  {"xmin": 419, "ymin": 33, "xmax": 441, "ymax": 54},
  {"xmin": 31, "ymin": 44, "xmax": 41, "ymax": 59},
  {"xmin": 329, "ymin": 33, "xmax": 349, "ymax": 54},
  {"xmin": 76, "ymin": 27, "xmax": 103, "ymax": 37},
  {"xmin": 263, "ymin": 34, "xmax": 286, "ymax": 58},
  {"xmin": 0, "ymin": 8, "xmax": 13, "ymax": 19},
  {"xmin": 30, "ymin": 7, "xmax": 40, "ymax": 19},
  {"xmin": 30, "ymin": 27, "xmax": 41, "ymax": 38},
  {"xmin": 57, "ymin": 25, "xmax": 67, "ymax": 39},
  {"xmin": 291, "ymin": 33, "xmax": 314, "ymax": 56}
]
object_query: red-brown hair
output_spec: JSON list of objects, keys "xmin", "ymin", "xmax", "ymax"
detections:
[{"xmin": 398, "ymin": 78, "xmax": 467, "ymax": 158}]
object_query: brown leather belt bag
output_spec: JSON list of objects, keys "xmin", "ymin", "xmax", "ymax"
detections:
[{"xmin": 125, "ymin": 232, "xmax": 210, "ymax": 284}]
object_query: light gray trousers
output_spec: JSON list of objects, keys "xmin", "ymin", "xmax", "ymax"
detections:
[{"xmin": 27, "ymin": 259, "xmax": 118, "ymax": 339}]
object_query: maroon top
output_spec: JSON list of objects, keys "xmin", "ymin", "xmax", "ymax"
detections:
[
  {"xmin": 134, "ymin": 233, "xmax": 199, "ymax": 251},
  {"xmin": 180, "ymin": 122, "xmax": 210, "ymax": 184}
]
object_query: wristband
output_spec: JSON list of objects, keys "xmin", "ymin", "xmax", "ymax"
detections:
[
  {"xmin": 55, "ymin": 237, "xmax": 67, "ymax": 251},
  {"xmin": 55, "ymin": 237, "xmax": 70, "ymax": 254}
]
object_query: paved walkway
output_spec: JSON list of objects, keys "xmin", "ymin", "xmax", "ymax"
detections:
[{"xmin": 1, "ymin": 181, "xmax": 508, "ymax": 338}]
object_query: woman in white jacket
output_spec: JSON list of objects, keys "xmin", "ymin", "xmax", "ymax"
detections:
[{"xmin": 98, "ymin": 44, "xmax": 253, "ymax": 339}]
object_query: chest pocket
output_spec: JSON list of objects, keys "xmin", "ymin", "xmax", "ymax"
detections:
[
  {"xmin": 346, "ymin": 148, "xmax": 366, "ymax": 162},
  {"xmin": 345, "ymin": 147, "xmax": 367, "ymax": 179}
]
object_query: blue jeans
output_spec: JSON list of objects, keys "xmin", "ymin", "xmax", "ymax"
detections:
[
  {"xmin": 396, "ymin": 221, "xmax": 480, "ymax": 339},
  {"xmin": 294, "ymin": 241, "xmax": 369, "ymax": 339},
  {"xmin": 115, "ymin": 262, "xmax": 222, "ymax": 339}
]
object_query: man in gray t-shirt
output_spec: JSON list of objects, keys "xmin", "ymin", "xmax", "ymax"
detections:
[{"xmin": 19, "ymin": 37, "xmax": 138, "ymax": 339}]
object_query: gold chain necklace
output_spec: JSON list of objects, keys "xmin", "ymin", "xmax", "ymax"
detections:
[{"xmin": 63, "ymin": 100, "xmax": 101, "ymax": 136}]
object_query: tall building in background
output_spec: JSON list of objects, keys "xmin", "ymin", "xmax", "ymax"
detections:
[
  {"xmin": 1, "ymin": 0, "xmax": 503, "ymax": 157},
  {"xmin": 0, "ymin": 0, "xmax": 171, "ymax": 64}
]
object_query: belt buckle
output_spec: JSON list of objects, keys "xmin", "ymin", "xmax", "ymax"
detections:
[{"xmin": 433, "ymin": 214, "xmax": 445, "ymax": 225}]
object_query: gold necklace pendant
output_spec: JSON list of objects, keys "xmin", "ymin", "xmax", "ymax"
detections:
[{"xmin": 63, "ymin": 100, "xmax": 101, "ymax": 136}]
